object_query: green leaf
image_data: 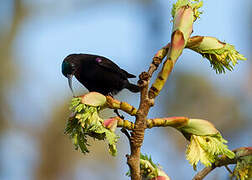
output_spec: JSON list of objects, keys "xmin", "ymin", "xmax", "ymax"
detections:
[
  {"xmin": 233, "ymin": 148, "xmax": 252, "ymax": 180},
  {"xmin": 186, "ymin": 134, "xmax": 235, "ymax": 170},
  {"xmin": 186, "ymin": 36, "xmax": 246, "ymax": 73},
  {"xmin": 65, "ymin": 97, "xmax": 118, "ymax": 156},
  {"xmin": 186, "ymin": 135, "xmax": 214, "ymax": 170}
]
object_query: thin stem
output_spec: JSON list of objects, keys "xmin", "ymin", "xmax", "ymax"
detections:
[
  {"xmin": 105, "ymin": 96, "xmax": 138, "ymax": 116},
  {"xmin": 224, "ymin": 165, "xmax": 233, "ymax": 174},
  {"xmin": 192, "ymin": 166, "xmax": 216, "ymax": 180},
  {"xmin": 116, "ymin": 116, "xmax": 189, "ymax": 130},
  {"xmin": 192, "ymin": 154, "xmax": 237, "ymax": 180}
]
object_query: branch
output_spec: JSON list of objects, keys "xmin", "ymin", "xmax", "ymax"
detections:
[
  {"xmin": 127, "ymin": 72, "xmax": 151, "ymax": 180},
  {"xmin": 125, "ymin": 40, "xmax": 173, "ymax": 180},
  {"xmin": 127, "ymin": 3, "xmax": 200, "ymax": 179},
  {"xmin": 148, "ymin": 43, "xmax": 170, "ymax": 77},
  {"xmin": 105, "ymin": 96, "xmax": 138, "ymax": 116},
  {"xmin": 192, "ymin": 147, "xmax": 252, "ymax": 180},
  {"xmin": 192, "ymin": 156, "xmax": 236, "ymax": 180},
  {"xmin": 124, "ymin": 36, "xmax": 171, "ymax": 180},
  {"xmin": 115, "ymin": 116, "xmax": 189, "ymax": 130},
  {"xmin": 149, "ymin": 4, "xmax": 194, "ymax": 99}
]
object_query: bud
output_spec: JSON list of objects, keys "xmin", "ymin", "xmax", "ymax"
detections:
[
  {"xmin": 169, "ymin": 5, "xmax": 194, "ymax": 61},
  {"xmin": 178, "ymin": 119, "xmax": 218, "ymax": 138},
  {"xmin": 126, "ymin": 154, "xmax": 171, "ymax": 180},
  {"xmin": 186, "ymin": 36, "xmax": 246, "ymax": 73},
  {"xmin": 80, "ymin": 92, "xmax": 106, "ymax": 107},
  {"xmin": 168, "ymin": 0, "xmax": 203, "ymax": 65},
  {"xmin": 172, "ymin": 0, "xmax": 203, "ymax": 22},
  {"xmin": 177, "ymin": 119, "xmax": 235, "ymax": 170},
  {"xmin": 103, "ymin": 117, "xmax": 118, "ymax": 132},
  {"xmin": 150, "ymin": 169, "xmax": 171, "ymax": 180}
]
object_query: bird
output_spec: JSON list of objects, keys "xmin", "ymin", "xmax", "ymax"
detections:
[{"xmin": 62, "ymin": 53, "xmax": 140, "ymax": 96}]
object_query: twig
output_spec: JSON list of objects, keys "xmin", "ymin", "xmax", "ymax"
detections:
[
  {"xmin": 192, "ymin": 154, "xmax": 237, "ymax": 180},
  {"xmin": 148, "ymin": 43, "xmax": 170, "ymax": 77},
  {"xmin": 116, "ymin": 116, "xmax": 189, "ymax": 130},
  {"xmin": 224, "ymin": 165, "xmax": 233, "ymax": 174},
  {"xmin": 105, "ymin": 96, "xmax": 138, "ymax": 116},
  {"xmin": 192, "ymin": 166, "xmax": 216, "ymax": 180}
]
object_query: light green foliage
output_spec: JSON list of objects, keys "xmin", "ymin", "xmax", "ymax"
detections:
[
  {"xmin": 126, "ymin": 154, "xmax": 170, "ymax": 179},
  {"xmin": 233, "ymin": 149, "xmax": 252, "ymax": 180},
  {"xmin": 177, "ymin": 119, "xmax": 235, "ymax": 169},
  {"xmin": 197, "ymin": 42, "xmax": 246, "ymax": 73},
  {"xmin": 139, "ymin": 154, "xmax": 159, "ymax": 179},
  {"xmin": 172, "ymin": 0, "xmax": 203, "ymax": 21},
  {"xmin": 186, "ymin": 134, "xmax": 235, "ymax": 170},
  {"xmin": 65, "ymin": 97, "xmax": 118, "ymax": 156},
  {"xmin": 126, "ymin": 154, "xmax": 159, "ymax": 179}
]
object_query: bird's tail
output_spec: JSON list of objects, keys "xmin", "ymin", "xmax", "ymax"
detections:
[{"xmin": 126, "ymin": 83, "xmax": 140, "ymax": 93}]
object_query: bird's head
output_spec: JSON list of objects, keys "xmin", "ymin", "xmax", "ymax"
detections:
[
  {"xmin": 62, "ymin": 60, "xmax": 75, "ymax": 77},
  {"xmin": 62, "ymin": 58, "xmax": 76, "ymax": 96}
]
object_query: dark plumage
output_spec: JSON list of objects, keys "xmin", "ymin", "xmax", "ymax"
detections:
[{"xmin": 62, "ymin": 54, "xmax": 139, "ymax": 96}]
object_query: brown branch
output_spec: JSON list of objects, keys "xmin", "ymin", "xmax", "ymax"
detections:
[
  {"xmin": 148, "ymin": 43, "xmax": 170, "ymax": 77},
  {"xmin": 193, "ymin": 147, "xmax": 252, "ymax": 180},
  {"xmin": 126, "ymin": 43, "xmax": 171, "ymax": 180},
  {"xmin": 127, "ymin": 72, "xmax": 151, "ymax": 180},
  {"xmin": 127, "ymin": 16, "xmax": 191, "ymax": 177},
  {"xmin": 192, "ymin": 153, "xmax": 237, "ymax": 180},
  {"xmin": 192, "ymin": 166, "xmax": 216, "ymax": 180}
]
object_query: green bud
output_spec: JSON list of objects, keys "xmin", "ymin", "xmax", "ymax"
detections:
[
  {"xmin": 178, "ymin": 119, "xmax": 218, "ymax": 138},
  {"xmin": 127, "ymin": 154, "xmax": 171, "ymax": 180},
  {"xmin": 186, "ymin": 36, "xmax": 247, "ymax": 73},
  {"xmin": 80, "ymin": 92, "xmax": 106, "ymax": 107},
  {"xmin": 172, "ymin": 0, "xmax": 203, "ymax": 21},
  {"xmin": 103, "ymin": 117, "xmax": 118, "ymax": 132}
]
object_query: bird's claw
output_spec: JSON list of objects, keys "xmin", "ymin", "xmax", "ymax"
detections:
[{"xmin": 114, "ymin": 109, "xmax": 124, "ymax": 119}]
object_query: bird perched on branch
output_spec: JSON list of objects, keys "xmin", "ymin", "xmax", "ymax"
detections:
[{"xmin": 62, "ymin": 54, "xmax": 140, "ymax": 96}]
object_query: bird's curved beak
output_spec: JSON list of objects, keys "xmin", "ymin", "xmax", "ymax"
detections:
[{"xmin": 67, "ymin": 74, "xmax": 75, "ymax": 97}]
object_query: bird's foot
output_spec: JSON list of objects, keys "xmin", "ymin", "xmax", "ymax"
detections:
[{"xmin": 114, "ymin": 109, "xmax": 124, "ymax": 119}]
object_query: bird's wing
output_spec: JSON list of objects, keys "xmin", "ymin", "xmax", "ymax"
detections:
[{"xmin": 96, "ymin": 57, "xmax": 136, "ymax": 78}]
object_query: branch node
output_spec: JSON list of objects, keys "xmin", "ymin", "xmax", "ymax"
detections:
[{"xmin": 139, "ymin": 72, "xmax": 150, "ymax": 81}]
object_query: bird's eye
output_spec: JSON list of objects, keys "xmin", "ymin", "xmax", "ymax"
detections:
[{"xmin": 96, "ymin": 57, "xmax": 102, "ymax": 63}]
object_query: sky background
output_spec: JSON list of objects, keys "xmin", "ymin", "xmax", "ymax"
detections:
[{"xmin": 0, "ymin": 0, "xmax": 251, "ymax": 180}]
